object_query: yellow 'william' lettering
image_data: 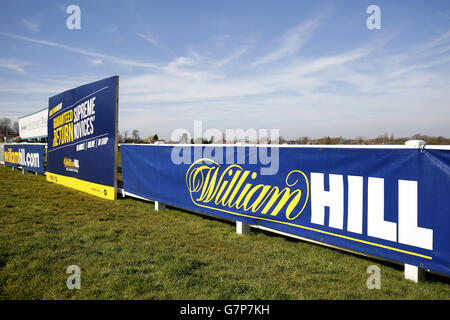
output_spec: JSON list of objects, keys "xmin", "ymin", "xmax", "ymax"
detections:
[{"xmin": 186, "ymin": 158, "xmax": 309, "ymax": 222}]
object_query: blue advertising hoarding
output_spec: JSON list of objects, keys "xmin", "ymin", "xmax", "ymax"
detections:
[
  {"xmin": 121, "ymin": 144, "xmax": 450, "ymax": 276},
  {"xmin": 4, "ymin": 143, "xmax": 45, "ymax": 174},
  {"xmin": 46, "ymin": 76, "xmax": 119, "ymax": 200}
]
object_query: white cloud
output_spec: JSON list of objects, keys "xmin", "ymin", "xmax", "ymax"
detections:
[
  {"xmin": 411, "ymin": 30, "xmax": 450, "ymax": 56},
  {"xmin": 137, "ymin": 32, "xmax": 172, "ymax": 52},
  {"xmin": 0, "ymin": 59, "xmax": 34, "ymax": 74},
  {"xmin": 386, "ymin": 55, "xmax": 450, "ymax": 79},
  {"xmin": 120, "ymin": 33, "xmax": 390, "ymax": 106},
  {"xmin": 251, "ymin": 18, "xmax": 321, "ymax": 66},
  {"xmin": 212, "ymin": 46, "xmax": 251, "ymax": 69},
  {"xmin": 88, "ymin": 58, "xmax": 104, "ymax": 66},
  {"xmin": 137, "ymin": 33, "xmax": 159, "ymax": 47},
  {"xmin": 0, "ymin": 32, "xmax": 160, "ymax": 70},
  {"xmin": 22, "ymin": 18, "xmax": 40, "ymax": 33}
]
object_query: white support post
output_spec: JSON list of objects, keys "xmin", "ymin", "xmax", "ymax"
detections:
[
  {"xmin": 118, "ymin": 188, "xmax": 126, "ymax": 198},
  {"xmin": 236, "ymin": 221, "xmax": 251, "ymax": 235},
  {"xmin": 404, "ymin": 264, "xmax": 425, "ymax": 282},
  {"xmin": 155, "ymin": 201, "xmax": 166, "ymax": 211},
  {"xmin": 22, "ymin": 168, "xmax": 26, "ymax": 175}
]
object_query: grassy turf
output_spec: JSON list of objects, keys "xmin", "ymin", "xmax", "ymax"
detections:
[{"xmin": 0, "ymin": 166, "xmax": 449, "ymax": 300}]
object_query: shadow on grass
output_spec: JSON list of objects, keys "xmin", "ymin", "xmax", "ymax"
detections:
[{"xmin": 116, "ymin": 193, "xmax": 235, "ymax": 226}]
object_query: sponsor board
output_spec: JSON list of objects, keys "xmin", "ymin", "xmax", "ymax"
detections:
[
  {"xmin": 3, "ymin": 143, "xmax": 45, "ymax": 174},
  {"xmin": 121, "ymin": 145, "xmax": 450, "ymax": 276},
  {"xmin": 46, "ymin": 76, "xmax": 118, "ymax": 200},
  {"xmin": 18, "ymin": 108, "xmax": 48, "ymax": 140}
]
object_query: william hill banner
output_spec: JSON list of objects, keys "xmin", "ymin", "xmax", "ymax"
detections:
[
  {"xmin": 46, "ymin": 76, "xmax": 119, "ymax": 200},
  {"xmin": 4, "ymin": 143, "xmax": 45, "ymax": 174},
  {"xmin": 121, "ymin": 145, "xmax": 450, "ymax": 276}
]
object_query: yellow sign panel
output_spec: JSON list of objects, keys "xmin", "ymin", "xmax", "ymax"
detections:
[{"xmin": 46, "ymin": 172, "xmax": 116, "ymax": 200}]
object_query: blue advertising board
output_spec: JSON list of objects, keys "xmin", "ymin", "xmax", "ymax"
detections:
[
  {"xmin": 121, "ymin": 144, "xmax": 450, "ymax": 276},
  {"xmin": 4, "ymin": 143, "xmax": 45, "ymax": 174},
  {"xmin": 46, "ymin": 76, "xmax": 119, "ymax": 200}
]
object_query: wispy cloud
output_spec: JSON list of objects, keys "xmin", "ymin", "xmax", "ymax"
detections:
[
  {"xmin": 0, "ymin": 58, "xmax": 34, "ymax": 74},
  {"xmin": 412, "ymin": 30, "xmax": 450, "ymax": 55},
  {"xmin": 22, "ymin": 18, "xmax": 40, "ymax": 33},
  {"xmin": 282, "ymin": 34, "xmax": 394, "ymax": 79},
  {"xmin": 212, "ymin": 46, "xmax": 251, "ymax": 69},
  {"xmin": 116, "ymin": 27, "xmax": 450, "ymax": 138},
  {"xmin": 0, "ymin": 32, "xmax": 160, "ymax": 69},
  {"xmin": 119, "ymin": 31, "xmax": 392, "ymax": 106},
  {"xmin": 380, "ymin": 30, "xmax": 450, "ymax": 79},
  {"xmin": 386, "ymin": 55, "xmax": 450, "ymax": 79},
  {"xmin": 137, "ymin": 32, "xmax": 170, "ymax": 52},
  {"xmin": 87, "ymin": 58, "xmax": 103, "ymax": 66},
  {"xmin": 251, "ymin": 18, "xmax": 321, "ymax": 66},
  {"xmin": 137, "ymin": 33, "xmax": 159, "ymax": 47}
]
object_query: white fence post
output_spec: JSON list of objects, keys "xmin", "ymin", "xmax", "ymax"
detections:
[
  {"xmin": 0, "ymin": 143, "xmax": 4, "ymax": 165},
  {"xmin": 404, "ymin": 264, "xmax": 425, "ymax": 282},
  {"xmin": 236, "ymin": 221, "xmax": 251, "ymax": 235},
  {"xmin": 117, "ymin": 188, "xmax": 126, "ymax": 198},
  {"xmin": 155, "ymin": 201, "xmax": 166, "ymax": 211}
]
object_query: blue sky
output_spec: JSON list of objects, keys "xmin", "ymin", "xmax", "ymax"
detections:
[{"xmin": 0, "ymin": 0, "xmax": 449, "ymax": 140}]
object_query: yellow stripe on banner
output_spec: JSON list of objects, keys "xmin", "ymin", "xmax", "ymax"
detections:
[{"xmin": 46, "ymin": 172, "xmax": 116, "ymax": 200}]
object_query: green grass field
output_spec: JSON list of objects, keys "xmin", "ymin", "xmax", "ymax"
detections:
[{"xmin": 0, "ymin": 165, "xmax": 449, "ymax": 300}]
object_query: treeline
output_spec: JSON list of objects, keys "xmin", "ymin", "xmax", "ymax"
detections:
[
  {"xmin": 118, "ymin": 129, "xmax": 160, "ymax": 144},
  {"xmin": 2, "ymin": 116, "xmax": 449, "ymax": 146},
  {"xmin": 280, "ymin": 133, "xmax": 450, "ymax": 145},
  {"xmin": 0, "ymin": 117, "xmax": 19, "ymax": 140},
  {"xmin": 118, "ymin": 129, "xmax": 450, "ymax": 146}
]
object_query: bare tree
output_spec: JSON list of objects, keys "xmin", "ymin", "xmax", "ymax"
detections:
[
  {"xmin": 131, "ymin": 129, "xmax": 140, "ymax": 142},
  {"xmin": 389, "ymin": 133, "xmax": 394, "ymax": 143},
  {"xmin": 12, "ymin": 121, "xmax": 19, "ymax": 135},
  {"xmin": 118, "ymin": 131, "xmax": 124, "ymax": 143},
  {"xmin": 0, "ymin": 118, "xmax": 12, "ymax": 134}
]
